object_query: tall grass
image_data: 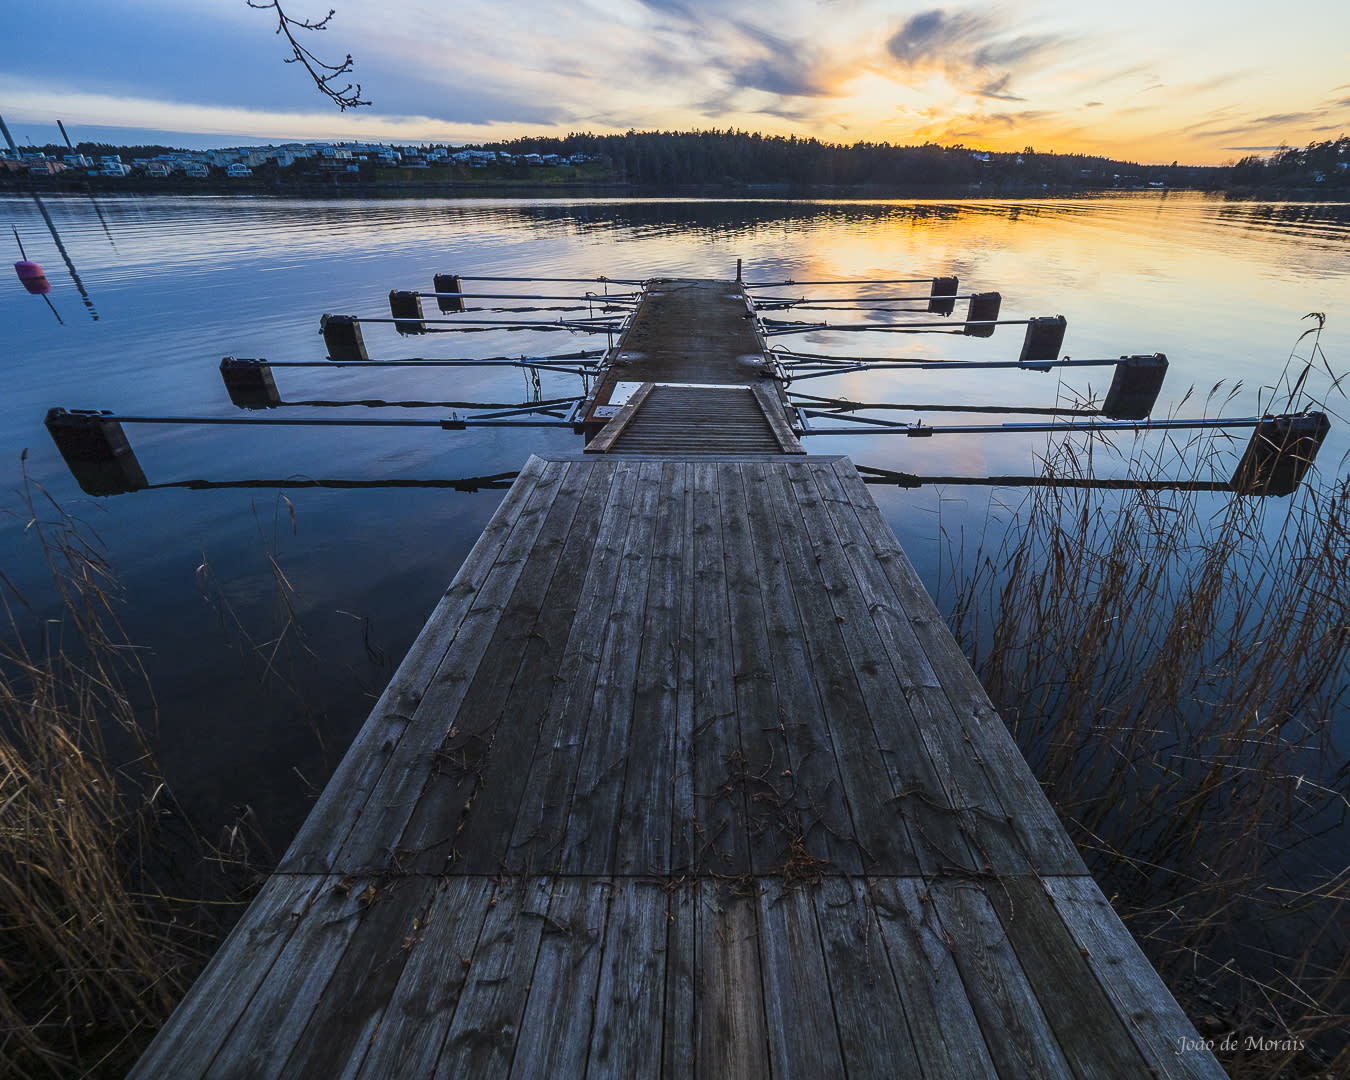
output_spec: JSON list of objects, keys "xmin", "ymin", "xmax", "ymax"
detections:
[
  {"xmin": 0, "ymin": 473, "xmax": 254, "ymax": 1078},
  {"xmin": 949, "ymin": 330, "xmax": 1350, "ymax": 1077},
  {"xmin": 1, "ymin": 480, "xmax": 389, "ymax": 1075}
]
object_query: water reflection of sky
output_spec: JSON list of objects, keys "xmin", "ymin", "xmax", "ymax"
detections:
[{"xmin": 1, "ymin": 191, "xmax": 1347, "ymax": 843}]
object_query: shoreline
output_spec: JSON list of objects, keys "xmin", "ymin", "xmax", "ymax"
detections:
[{"xmin": 9, "ymin": 175, "xmax": 1339, "ymax": 202}]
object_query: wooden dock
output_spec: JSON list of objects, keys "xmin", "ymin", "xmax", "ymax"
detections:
[{"xmin": 132, "ymin": 282, "xmax": 1226, "ymax": 1078}]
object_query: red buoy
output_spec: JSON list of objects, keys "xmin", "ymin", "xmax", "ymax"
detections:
[{"xmin": 15, "ymin": 260, "xmax": 51, "ymax": 295}]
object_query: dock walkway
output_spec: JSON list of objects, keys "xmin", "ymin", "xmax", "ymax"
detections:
[{"xmin": 132, "ymin": 282, "xmax": 1225, "ymax": 1078}]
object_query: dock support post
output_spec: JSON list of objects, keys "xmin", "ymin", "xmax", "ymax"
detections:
[
  {"xmin": 389, "ymin": 290, "xmax": 426, "ymax": 335},
  {"xmin": 1019, "ymin": 315, "xmax": 1067, "ymax": 369},
  {"xmin": 1231, "ymin": 412, "xmax": 1330, "ymax": 495},
  {"xmin": 45, "ymin": 408, "xmax": 149, "ymax": 496},
  {"xmin": 320, "ymin": 314, "xmax": 369, "ymax": 362},
  {"xmin": 964, "ymin": 292, "xmax": 1002, "ymax": 336},
  {"xmin": 1101, "ymin": 354, "xmax": 1168, "ymax": 419},
  {"xmin": 433, "ymin": 273, "xmax": 465, "ymax": 313},
  {"xmin": 928, "ymin": 275, "xmax": 958, "ymax": 315},
  {"xmin": 220, "ymin": 357, "xmax": 281, "ymax": 409}
]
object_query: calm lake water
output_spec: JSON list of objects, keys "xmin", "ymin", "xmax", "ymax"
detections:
[{"xmin": 2, "ymin": 191, "xmax": 1348, "ymax": 847}]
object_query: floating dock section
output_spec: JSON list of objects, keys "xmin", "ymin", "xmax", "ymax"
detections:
[{"xmin": 133, "ymin": 281, "xmax": 1225, "ymax": 1078}]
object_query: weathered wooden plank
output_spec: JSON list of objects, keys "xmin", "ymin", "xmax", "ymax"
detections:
[
  {"xmin": 763, "ymin": 461, "xmax": 919, "ymax": 873},
  {"xmin": 718, "ymin": 462, "xmax": 797, "ymax": 876},
  {"xmin": 585, "ymin": 381, "xmax": 655, "ymax": 453},
  {"xmin": 505, "ymin": 460, "xmax": 641, "ymax": 873},
  {"xmin": 586, "ymin": 880, "xmax": 669, "ymax": 1077},
  {"xmin": 127, "ymin": 874, "xmax": 324, "ymax": 1079},
  {"xmin": 453, "ymin": 457, "xmax": 617, "ymax": 874},
  {"xmin": 562, "ymin": 461, "xmax": 663, "ymax": 873},
  {"xmin": 757, "ymin": 880, "xmax": 847, "ymax": 1079},
  {"xmin": 690, "ymin": 463, "xmax": 751, "ymax": 875},
  {"xmin": 750, "ymin": 383, "xmax": 805, "ymax": 453},
  {"xmin": 278, "ymin": 876, "xmax": 440, "ymax": 1079},
  {"xmin": 380, "ymin": 458, "xmax": 591, "ymax": 874},
  {"xmin": 804, "ymin": 462, "xmax": 940, "ymax": 694},
  {"xmin": 739, "ymin": 461, "xmax": 863, "ymax": 875},
  {"xmin": 433, "ymin": 877, "xmax": 550, "ymax": 1079},
  {"xmin": 662, "ymin": 882, "xmax": 696, "ymax": 1080},
  {"xmin": 934, "ymin": 682, "xmax": 1087, "ymax": 876},
  {"xmin": 590, "ymin": 279, "xmax": 764, "ymax": 389},
  {"xmin": 811, "ymin": 876, "xmax": 924, "ymax": 1080},
  {"xmin": 695, "ymin": 882, "xmax": 770, "ymax": 1079},
  {"xmin": 806, "ymin": 460, "xmax": 1012, "ymax": 876},
  {"xmin": 925, "ymin": 878, "xmax": 1074, "ymax": 1080},
  {"xmin": 799, "ymin": 460, "xmax": 987, "ymax": 873},
  {"xmin": 899, "ymin": 683, "xmax": 1029, "ymax": 875},
  {"xmin": 985, "ymin": 876, "xmax": 1152, "ymax": 1080},
  {"xmin": 869, "ymin": 876, "xmax": 999, "ymax": 1078},
  {"xmin": 827, "ymin": 458, "xmax": 1087, "ymax": 876},
  {"xmin": 351, "ymin": 877, "xmax": 495, "ymax": 1080},
  {"xmin": 402, "ymin": 454, "xmax": 595, "ymax": 868},
  {"xmin": 201, "ymin": 881, "xmax": 373, "ymax": 1080},
  {"xmin": 280, "ymin": 455, "xmax": 551, "ymax": 872},
  {"xmin": 616, "ymin": 461, "xmax": 684, "ymax": 875},
  {"xmin": 508, "ymin": 877, "xmax": 610, "ymax": 1078},
  {"xmin": 1042, "ymin": 877, "xmax": 1229, "ymax": 1080},
  {"xmin": 319, "ymin": 459, "xmax": 571, "ymax": 875},
  {"xmin": 670, "ymin": 461, "xmax": 698, "ymax": 875}
]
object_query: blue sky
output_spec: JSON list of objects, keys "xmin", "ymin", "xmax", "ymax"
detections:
[{"xmin": 3, "ymin": 0, "xmax": 1348, "ymax": 163}]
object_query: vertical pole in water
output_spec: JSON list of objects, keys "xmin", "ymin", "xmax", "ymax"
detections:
[{"xmin": 736, "ymin": 258, "xmax": 742, "ymax": 283}]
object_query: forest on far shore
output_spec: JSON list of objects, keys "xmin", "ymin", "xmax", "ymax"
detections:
[
  {"xmin": 8, "ymin": 131, "xmax": 1348, "ymax": 195},
  {"xmin": 478, "ymin": 131, "xmax": 1350, "ymax": 192}
]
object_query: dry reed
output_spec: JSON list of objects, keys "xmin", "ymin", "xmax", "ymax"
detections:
[
  {"xmin": 0, "ymin": 478, "xmax": 394, "ymax": 1074},
  {"xmin": 0, "ymin": 471, "xmax": 253, "ymax": 1078},
  {"xmin": 949, "ymin": 323, "xmax": 1350, "ymax": 1077}
]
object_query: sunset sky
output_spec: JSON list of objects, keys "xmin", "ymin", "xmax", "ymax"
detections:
[{"xmin": 3, "ymin": 0, "xmax": 1348, "ymax": 164}]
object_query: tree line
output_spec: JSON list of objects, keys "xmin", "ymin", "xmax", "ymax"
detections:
[
  {"xmin": 1228, "ymin": 137, "xmax": 1350, "ymax": 191},
  {"xmin": 480, "ymin": 129, "xmax": 1222, "ymax": 190},
  {"xmin": 13, "ymin": 131, "xmax": 1347, "ymax": 194}
]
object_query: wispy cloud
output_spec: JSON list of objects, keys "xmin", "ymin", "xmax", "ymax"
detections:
[
  {"xmin": 716, "ymin": 20, "xmax": 842, "ymax": 98},
  {"xmin": 1252, "ymin": 111, "xmax": 1326, "ymax": 125},
  {"xmin": 726, "ymin": 56, "xmax": 835, "ymax": 97},
  {"xmin": 976, "ymin": 75, "xmax": 1025, "ymax": 102},
  {"xmin": 886, "ymin": 9, "xmax": 993, "ymax": 65},
  {"xmin": 884, "ymin": 8, "xmax": 1065, "ymax": 101},
  {"xmin": 1193, "ymin": 108, "xmax": 1331, "ymax": 138},
  {"xmin": 924, "ymin": 107, "xmax": 1060, "ymax": 140},
  {"xmin": 1188, "ymin": 71, "xmax": 1252, "ymax": 93},
  {"xmin": 1070, "ymin": 64, "xmax": 1160, "ymax": 94}
]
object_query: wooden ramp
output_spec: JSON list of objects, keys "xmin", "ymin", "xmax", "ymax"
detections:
[
  {"xmin": 580, "ymin": 279, "xmax": 777, "ymax": 436},
  {"xmin": 585, "ymin": 383, "xmax": 803, "ymax": 455},
  {"xmin": 132, "ymin": 453, "xmax": 1226, "ymax": 1079}
]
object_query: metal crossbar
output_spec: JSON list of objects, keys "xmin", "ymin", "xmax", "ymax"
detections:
[{"xmin": 795, "ymin": 412, "xmax": 1270, "ymax": 437}]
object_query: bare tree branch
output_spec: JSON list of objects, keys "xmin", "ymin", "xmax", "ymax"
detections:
[{"xmin": 247, "ymin": 1, "xmax": 370, "ymax": 110}]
